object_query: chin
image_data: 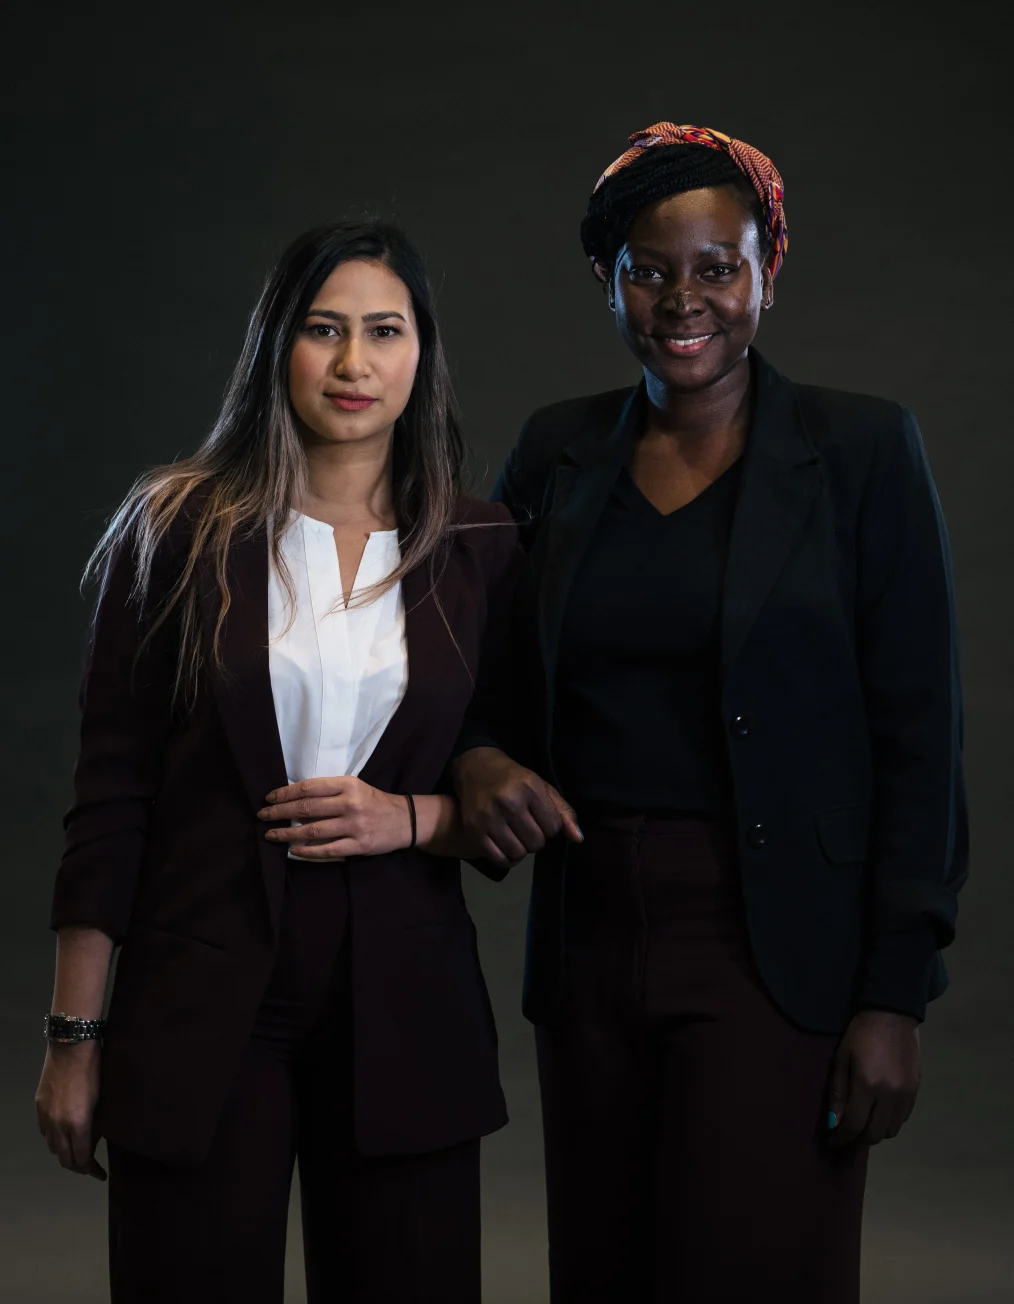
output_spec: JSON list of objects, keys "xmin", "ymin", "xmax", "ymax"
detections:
[
  {"xmin": 311, "ymin": 411, "xmax": 388, "ymax": 443},
  {"xmin": 651, "ymin": 345, "xmax": 750, "ymax": 394}
]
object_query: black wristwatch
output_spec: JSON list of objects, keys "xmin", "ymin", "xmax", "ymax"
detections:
[{"xmin": 44, "ymin": 1012, "xmax": 106, "ymax": 1044}]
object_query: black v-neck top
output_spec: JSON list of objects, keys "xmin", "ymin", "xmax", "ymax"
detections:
[{"xmin": 553, "ymin": 457, "xmax": 743, "ymax": 813}]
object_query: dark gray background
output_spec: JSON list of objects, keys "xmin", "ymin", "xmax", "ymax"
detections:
[{"xmin": 2, "ymin": 1, "xmax": 1011, "ymax": 1299}]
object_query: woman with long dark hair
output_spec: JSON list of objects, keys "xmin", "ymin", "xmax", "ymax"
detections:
[
  {"xmin": 452, "ymin": 123, "xmax": 967, "ymax": 1302},
  {"xmin": 35, "ymin": 221, "xmax": 516, "ymax": 1303}
]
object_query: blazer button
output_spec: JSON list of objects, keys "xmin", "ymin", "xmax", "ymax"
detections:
[
  {"xmin": 730, "ymin": 714, "xmax": 752, "ymax": 738},
  {"xmin": 746, "ymin": 823, "xmax": 768, "ymax": 849}
]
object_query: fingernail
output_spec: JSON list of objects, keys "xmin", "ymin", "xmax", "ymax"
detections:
[{"xmin": 827, "ymin": 1111, "xmax": 838, "ymax": 1129}]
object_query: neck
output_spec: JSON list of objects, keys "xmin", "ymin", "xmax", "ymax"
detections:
[
  {"xmin": 300, "ymin": 425, "xmax": 397, "ymax": 530},
  {"xmin": 644, "ymin": 352, "xmax": 752, "ymax": 449}
]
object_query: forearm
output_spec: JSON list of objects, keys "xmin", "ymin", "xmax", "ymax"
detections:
[
  {"xmin": 51, "ymin": 926, "xmax": 116, "ymax": 1019},
  {"xmin": 412, "ymin": 794, "xmax": 486, "ymax": 859},
  {"xmin": 449, "ymin": 746, "xmax": 510, "ymax": 794}
]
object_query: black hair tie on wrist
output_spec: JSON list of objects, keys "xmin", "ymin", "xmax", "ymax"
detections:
[{"xmin": 405, "ymin": 793, "xmax": 417, "ymax": 850}]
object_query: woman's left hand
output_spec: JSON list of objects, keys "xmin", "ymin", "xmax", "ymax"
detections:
[
  {"xmin": 827, "ymin": 1009, "xmax": 921, "ymax": 1147},
  {"xmin": 258, "ymin": 776, "xmax": 413, "ymax": 859}
]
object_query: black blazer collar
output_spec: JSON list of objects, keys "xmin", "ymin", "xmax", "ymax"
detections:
[
  {"xmin": 530, "ymin": 383, "xmax": 643, "ymax": 749},
  {"xmin": 721, "ymin": 350, "xmax": 821, "ymax": 668},
  {"xmin": 199, "ymin": 525, "xmax": 290, "ymax": 931}
]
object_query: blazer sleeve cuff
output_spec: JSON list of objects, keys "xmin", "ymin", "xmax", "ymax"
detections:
[
  {"xmin": 49, "ymin": 905, "xmax": 126, "ymax": 945},
  {"xmin": 855, "ymin": 923, "xmax": 941, "ymax": 1022},
  {"xmin": 50, "ymin": 854, "xmax": 137, "ymax": 944},
  {"xmin": 449, "ymin": 723, "xmax": 506, "ymax": 762}
]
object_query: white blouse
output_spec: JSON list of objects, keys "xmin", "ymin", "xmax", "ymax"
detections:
[{"xmin": 267, "ymin": 514, "xmax": 408, "ymax": 802}]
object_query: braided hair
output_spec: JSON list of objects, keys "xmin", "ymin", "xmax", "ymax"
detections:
[{"xmin": 580, "ymin": 143, "xmax": 772, "ymax": 275}]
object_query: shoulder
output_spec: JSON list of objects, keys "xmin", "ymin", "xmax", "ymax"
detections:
[
  {"xmin": 452, "ymin": 495, "xmax": 515, "ymax": 529},
  {"xmin": 791, "ymin": 380, "xmax": 919, "ymax": 462},
  {"xmin": 513, "ymin": 386, "xmax": 635, "ymax": 468},
  {"xmin": 782, "ymin": 378, "xmax": 933, "ymax": 508},
  {"xmin": 786, "ymin": 379, "xmax": 931, "ymax": 493},
  {"xmin": 793, "ymin": 380, "xmax": 909, "ymax": 440},
  {"xmin": 500, "ymin": 386, "xmax": 636, "ymax": 512},
  {"xmin": 449, "ymin": 495, "xmax": 519, "ymax": 580}
]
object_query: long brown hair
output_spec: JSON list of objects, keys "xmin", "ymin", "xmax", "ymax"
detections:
[{"xmin": 86, "ymin": 221, "xmax": 466, "ymax": 701}]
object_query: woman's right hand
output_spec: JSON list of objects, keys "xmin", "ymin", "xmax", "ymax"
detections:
[
  {"xmin": 451, "ymin": 747, "xmax": 583, "ymax": 865},
  {"xmin": 35, "ymin": 1041, "xmax": 106, "ymax": 1180}
]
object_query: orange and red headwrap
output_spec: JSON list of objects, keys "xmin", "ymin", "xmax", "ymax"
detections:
[{"xmin": 594, "ymin": 122, "xmax": 788, "ymax": 277}]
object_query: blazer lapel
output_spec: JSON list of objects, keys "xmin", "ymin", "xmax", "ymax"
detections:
[
  {"xmin": 357, "ymin": 546, "xmax": 461, "ymax": 790},
  {"xmin": 532, "ymin": 385, "xmax": 643, "ymax": 733},
  {"xmin": 199, "ymin": 525, "xmax": 289, "ymax": 932},
  {"xmin": 722, "ymin": 353, "xmax": 822, "ymax": 670}
]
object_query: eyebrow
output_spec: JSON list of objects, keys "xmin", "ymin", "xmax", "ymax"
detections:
[
  {"xmin": 627, "ymin": 240, "xmax": 742, "ymax": 258},
  {"xmin": 304, "ymin": 308, "xmax": 408, "ymax": 323}
]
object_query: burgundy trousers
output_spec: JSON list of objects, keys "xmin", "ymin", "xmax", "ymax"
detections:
[
  {"xmin": 107, "ymin": 865, "xmax": 481, "ymax": 1304},
  {"xmin": 536, "ymin": 811, "xmax": 868, "ymax": 1304}
]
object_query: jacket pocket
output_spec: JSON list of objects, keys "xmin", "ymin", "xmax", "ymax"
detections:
[{"xmin": 814, "ymin": 805, "xmax": 870, "ymax": 866}]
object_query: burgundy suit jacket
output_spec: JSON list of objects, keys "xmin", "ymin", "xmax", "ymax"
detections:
[{"xmin": 51, "ymin": 496, "xmax": 517, "ymax": 1166}]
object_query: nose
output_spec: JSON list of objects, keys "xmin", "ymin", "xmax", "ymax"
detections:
[
  {"xmin": 668, "ymin": 284, "xmax": 700, "ymax": 314},
  {"xmin": 335, "ymin": 334, "xmax": 368, "ymax": 381}
]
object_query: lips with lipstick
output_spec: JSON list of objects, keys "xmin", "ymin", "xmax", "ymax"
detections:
[
  {"xmin": 656, "ymin": 333, "xmax": 716, "ymax": 358},
  {"xmin": 327, "ymin": 392, "xmax": 378, "ymax": 412}
]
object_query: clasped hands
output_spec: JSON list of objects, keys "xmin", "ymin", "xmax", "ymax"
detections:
[
  {"xmin": 256, "ymin": 749, "xmax": 584, "ymax": 866},
  {"xmin": 258, "ymin": 776, "xmax": 414, "ymax": 859}
]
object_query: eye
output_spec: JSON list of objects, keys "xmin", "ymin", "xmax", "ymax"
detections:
[
  {"xmin": 305, "ymin": 322, "xmax": 339, "ymax": 338},
  {"xmin": 628, "ymin": 265, "xmax": 664, "ymax": 282},
  {"xmin": 702, "ymin": 264, "xmax": 739, "ymax": 279},
  {"xmin": 371, "ymin": 324, "xmax": 402, "ymax": 339}
]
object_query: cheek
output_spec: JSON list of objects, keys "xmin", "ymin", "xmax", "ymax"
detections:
[
  {"xmin": 383, "ymin": 342, "xmax": 421, "ymax": 400},
  {"xmin": 288, "ymin": 343, "xmax": 323, "ymax": 410},
  {"xmin": 613, "ymin": 287, "xmax": 651, "ymax": 339},
  {"xmin": 723, "ymin": 272, "xmax": 764, "ymax": 323}
]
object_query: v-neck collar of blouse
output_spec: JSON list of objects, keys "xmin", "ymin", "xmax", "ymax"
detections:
[
  {"xmin": 292, "ymin": 513, "xmax": 399, "ymax": 601},
  {"xmin": 615, "ymin": 455, "xmax": 743, "ymax": 521}
]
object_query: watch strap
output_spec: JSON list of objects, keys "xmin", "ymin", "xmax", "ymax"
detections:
[{"xmin": 44, "ymin": 1012, "xmax": 106, "ymax": 1044}]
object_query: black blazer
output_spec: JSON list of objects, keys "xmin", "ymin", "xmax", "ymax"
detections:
[
  {"xmin": 470, "ymin": 351, "xmax": 967, "ymax": 1035},
  {"xmin": 52, "ymin": 496, "xmax": 517, "ymax": 1166}
]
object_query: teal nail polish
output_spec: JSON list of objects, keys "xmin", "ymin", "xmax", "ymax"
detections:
[{"xmin": 828, "ymin": 1111, "xmax": 838, "ymax": 1129}]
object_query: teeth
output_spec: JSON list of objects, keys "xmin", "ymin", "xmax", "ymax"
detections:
[{"xmin": 667, "ymin": 335, "xmax": 712, "ymax": 346}]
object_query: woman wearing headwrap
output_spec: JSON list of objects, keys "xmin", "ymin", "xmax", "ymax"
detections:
[{"xmin": 452, "ymin": 123, "xmax": 966, "ymax": 1302}]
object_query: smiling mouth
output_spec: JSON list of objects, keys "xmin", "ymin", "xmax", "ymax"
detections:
[{"xmin": 658, "ymin": 333, "xmax": 716, "ymax": 356}]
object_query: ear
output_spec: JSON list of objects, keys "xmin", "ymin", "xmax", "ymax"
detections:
[
  {"xmin": 760, "ymin": 265, "xmax": 775, "ymax": 311},
  {"xmin": 592, "ymin": 259, "xmax": 616, "ymax": 312}
]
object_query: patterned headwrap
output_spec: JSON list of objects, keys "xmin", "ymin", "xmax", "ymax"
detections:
[{"xmin": 593, "ymin": 122, "xmax": 787, "ymax": 277}]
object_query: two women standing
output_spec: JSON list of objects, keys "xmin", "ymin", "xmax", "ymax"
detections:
[{"xmin": 37, "ymin": 123, "xmax": 966, "ymax": 1304}]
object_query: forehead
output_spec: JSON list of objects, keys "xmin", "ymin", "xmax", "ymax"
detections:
[
  {"xmin": 311, "ymin": 258, "xmax": 413, "ymax": 311},
  {"xmin": 626, "ymin": 185, "xmax": 757, "ymax": 251}
]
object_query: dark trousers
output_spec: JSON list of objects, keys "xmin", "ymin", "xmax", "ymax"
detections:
[
  {"xmin": 536, "ymin": 812, "xmax": 868, "ymax": 1304},
  {"xmin": 107, "ymin": 865, "xmax": 481, "ymax": 1304}
]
